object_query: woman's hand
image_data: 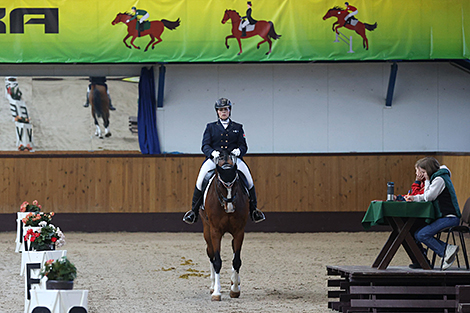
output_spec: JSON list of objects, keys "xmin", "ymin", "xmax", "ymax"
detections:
[
  {"xmin": 415, "ymin": 171, "xmax": 425, "ymax": 182},
  {"xmin": 404, "ymin": 194, "xmax": 414, "ymax": 202}
]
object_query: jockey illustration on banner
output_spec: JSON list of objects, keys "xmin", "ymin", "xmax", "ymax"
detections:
[
  {"xmin": 344, "ymin": 2, "xmax": 358, "ymax": 26},
  {"xmin": 127, "ymin": 6, "xmax": 150, "ymax": 36},
  {"xmin": 240, "ymin": 1, "xmax": 258, "ymax": 37}
]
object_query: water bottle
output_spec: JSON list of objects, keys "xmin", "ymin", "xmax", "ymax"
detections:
[{"xmin": 387, "ymin": 182, "xmax": 394, "ymax": 201}]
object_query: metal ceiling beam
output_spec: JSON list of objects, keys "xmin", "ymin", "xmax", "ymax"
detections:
[
  {"xmin": 157, "ymin": 64, "xmax": 166, "ymax": 108},
  {"xmin": 385, "ymin": 61, "xmax": 398, "ymax": 107}
]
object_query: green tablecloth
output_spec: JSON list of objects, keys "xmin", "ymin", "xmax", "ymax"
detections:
[{"xmin": 362, "ymin": 201, "xmax": 438, "ymax": 230}]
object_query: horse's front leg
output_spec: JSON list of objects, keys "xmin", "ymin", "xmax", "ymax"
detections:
[
  {"xmin": 230, "ymin": 232, "xmax": 244, "ymax": 298},
  {"xmin": 334, "ymin": 24, "xmax": 343, "ymax": 34},
  {"xmin": 236, "ymin": 37, "xmax": 243, "ymax": 55},
  {"xmin": 208, "ymin": 229, "xmax": 222, "ymax": 301},
  {"xmin": 332, "ymin": 21, "xmax": 338, "ymax": 32},
  {"xmin": 129, "ymin": 36, "xmax": 140, "ymax": 50},
  {"xmin": 211, "ymin": 251, "xmax": 222, "ymax": 301},
  {"xmin": 123, "ymin": 34, "xmax": 132, "ymax": 49},
  {"xmin": 225, "ymin": 34, "xmax": 235, "ymax": 49}
]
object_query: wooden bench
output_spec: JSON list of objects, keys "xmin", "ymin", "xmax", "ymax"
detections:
[
  {"xmin": 349, "ymin": 285, "xmax": 456, "ymax": 311},
  {"xmin": 128, "ymin": 116, "xmax": 138, "ymax": 134}
]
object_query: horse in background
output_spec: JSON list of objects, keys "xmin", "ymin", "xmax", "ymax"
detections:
[
  {"xmin": 200, "ymin": 150, "xmax": 250, "ymax": 301},
  {"xmin": 322, "ymin": 6, "xmax": 377, "ymax": 50},
  {"xmin": 89, "ymin": 84, "xmax": 111, "ymax": 138}
]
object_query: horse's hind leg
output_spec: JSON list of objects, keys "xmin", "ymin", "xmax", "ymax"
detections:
[
  {"xmin": 230, "ymin": 232, "xmax": 245, "ymax": 298},
  {"xmin": 104, "ymin": 116, "xmax": 111, "ymax": 137}
]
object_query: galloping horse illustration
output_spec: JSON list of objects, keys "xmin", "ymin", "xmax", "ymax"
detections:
[
  {"xmin": 221, "ymin": 9, "xmax": 281, "ymax": 55},
  {"xmin": 200, "ymin": 150, "xmax": 250, "ymax": 301},
  {"xmin": 323, "ymin": 7, "xmax": 377, "ymax": 50},
  {"xmin": 89, "ymin": 84, "xmax": 111, "ymax": 139},
  {"xmin": 112, "ymin": 13, "xmax": 180, "ymax": 52}
]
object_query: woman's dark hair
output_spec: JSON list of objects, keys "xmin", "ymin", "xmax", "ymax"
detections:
[{"xmin": 416, "ymin": 157, "xmax": 440, "ymax": 178}]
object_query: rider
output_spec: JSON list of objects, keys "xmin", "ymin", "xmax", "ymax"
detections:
[
  {"xmin": 127, "ymin": 6, "xmax": 149, "ymax": 34},
  {"xmin": 83, "ymin": 76, "xmax": 116, "ymax": 110},
  {"xmin": 183, "ymin": 97, "xmax": 266, "ymax": 225},
  {"xmin": 344, "ymin": 2, "xmax": 358, "ymax": 24},
  {"xmin": 240, "ymin": 1, "xmax": 257, "ymax": 37}
]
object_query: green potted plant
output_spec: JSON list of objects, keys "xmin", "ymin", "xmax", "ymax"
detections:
[
  {"xmin": 23, "ymin": 223, "xmax": 66, "ymax": 251},
  {"xmin": 22, "ymin": 211, "xmax": 54, "ymax": 227},
  {"xmin": 40, "ymin": 256, "xmax": 77, "ymax": 290},
  {"xmin": 20, "ymin": 200, "xmax": 42, "ymax": 213}
]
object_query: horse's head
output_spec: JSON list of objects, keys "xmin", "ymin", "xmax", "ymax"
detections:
[
  {"xmin": 323, "ymin": 7, "xmax": 344, "ymax": 20},
  {"xmin": 215, "ymin": 150, "xmax": 238, "ymax": 187},
  {"xmin": 222, "ymin": 9, "xmax": 240, "ymax": 24},
  {"xmin": 112, "ymin": 12, "xmax": 131, "ymax": 25}
]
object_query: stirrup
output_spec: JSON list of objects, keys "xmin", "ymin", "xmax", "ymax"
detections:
[
  {"xmin": 251, "ymin": 209, "xmax": 265, "ymax": 223},
  {"xmin": 183, "ymin": 211, "xmax": 197, "ymax": 225}
]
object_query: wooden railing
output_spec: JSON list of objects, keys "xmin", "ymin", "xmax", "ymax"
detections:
[{"xmin": 1, "ymin": 152, "xmax": 468, "ymax": 214}]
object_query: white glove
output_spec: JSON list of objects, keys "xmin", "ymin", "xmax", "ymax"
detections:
[
  {"xmin": 126, "ymin": 20, "xmax": 130, "ymax": 23},
  {"xmin": 231, "ymin": 148, "xmax": 241, "ymax": 156},
  {"xmin": 211, "ymin": 150, "xmax": 220, "ymax": 159}
]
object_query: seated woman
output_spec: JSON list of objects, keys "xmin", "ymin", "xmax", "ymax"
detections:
[{"xmin": 405, "ymin": 157, "xmax": 461, "ymax": 270}]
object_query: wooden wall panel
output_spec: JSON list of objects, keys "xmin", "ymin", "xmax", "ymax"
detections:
[{"xmin": 0, "ymin": 152, "xmax": 467, "ymax": 214}]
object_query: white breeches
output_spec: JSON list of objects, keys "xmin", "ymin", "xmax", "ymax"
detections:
[
  {"xmin": 345, "ymin": 10, "xmax": 358, "ymax": 20},
  {"xmin": 241, "ymin": 20, "xmax": 250, "ymax": 28},
  {"xmin": 196, "ymin": 158, "xmax": 253, "ymax": 191},
  {"xmin": 139, "ymin": 13, "xmax": 149, "ymax": 23}
]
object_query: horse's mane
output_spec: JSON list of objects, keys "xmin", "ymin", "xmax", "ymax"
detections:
[
  {"xmin": 226, "ymin": 9, "xmax": 241, "ymax": 18},
  {"xmin": 120, "ymin": 12, "xmax": 133, "ymax": 17},
  {"xmin": 330, "ymin": 6, "xmax": 345, "ymax": 11}
]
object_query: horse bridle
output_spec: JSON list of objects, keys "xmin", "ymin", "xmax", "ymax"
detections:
[{"xmin": 215, "ymin": 171, "xmax": 239, "ymax": 209}]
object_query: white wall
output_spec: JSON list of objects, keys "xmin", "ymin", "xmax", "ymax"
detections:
[{"xmin": 156, "ymin": 62, "xmax": 470, "ymax": 153}]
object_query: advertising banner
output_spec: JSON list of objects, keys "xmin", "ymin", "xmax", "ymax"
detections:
[{"xmin": 0, "ymin": 0, "xmax": 469, "ymax": 63}]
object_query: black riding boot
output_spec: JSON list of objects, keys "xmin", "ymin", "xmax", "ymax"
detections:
[
  {"xmin": 84, "ymin": 92, "xmax": 90, "ymax": 107},
  {"xmin": 248, "ymin": 186, "xmax": 265, "ymax": 223},
  {"xmin": 183, "ymin": 187, "xmax": 203, "ymax": 224},
  {"xmin": 242, "ymin": 27, "xmax": 247, "ymax": 37},
  {"xmin": 108, "ymin": 96, "xmax": 116, "ymax": 111}
]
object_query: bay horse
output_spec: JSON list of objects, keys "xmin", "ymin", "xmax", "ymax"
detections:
[
  {"xmin": 89, "ymin": 84, "xmax": 111, "ymax": 138},
  {"xmin": 200, "ymin": 150, "xmax": 250, "ymax": 301},
  {"xmin": 221, "ymin": 9, "xmax": 281, "ymax": 55},
  {"xmin": 111, "ymin": 13, "xmax": 180, "ymax": 52},
  {"xmin": 322, "ymin": 7, "xmax": 377, "ymax": 50}
]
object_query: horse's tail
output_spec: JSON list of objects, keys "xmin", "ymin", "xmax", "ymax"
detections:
[
  {"xmin": 268, "ymin": 21, "xmax": 281, "ymax": 40},
  {"xmin": 92, "ymin": 86, "xmax": 103, "ymax": 118},
  {"xmin": 162, "ymin": 18, "xmax": 181, "ymax": 30},
  {"xmin": 365, "ymin": 22, "xmax": 377, "ymax": 31}
]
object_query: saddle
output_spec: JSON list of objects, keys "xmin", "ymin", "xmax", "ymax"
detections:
[
  {"xmin": 238, "ymin": 21, "xmax": 255, "ymax": 33},
  {"xmin": 346, "ymin": 17, "xmax": 358, "ymax": 26},
  {"xmin": 136, "ymin": 20, "xmax": 151, "ymax": 36}
]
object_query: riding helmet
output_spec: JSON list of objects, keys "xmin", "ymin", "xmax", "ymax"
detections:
[{"xmin": 214, "ymin": 98, "xmax": 232, "ymax": 110}]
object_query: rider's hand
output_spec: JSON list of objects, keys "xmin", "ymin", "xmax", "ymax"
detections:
[
  {"xmin": 231, "ymin": 148, "xmax": 241, "ymax": 157},
  {"xmin": 126, "ymin": 20, "xmax": 130, "ymax": 23},
  {"xmin": 211, "ymin": 150, "xmax": 220, "ymax": 159}
]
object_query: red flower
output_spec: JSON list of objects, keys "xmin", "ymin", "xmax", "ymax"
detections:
[{"xmin": 51, "ymin": 237, "xmax": 57, "ymax": 242}]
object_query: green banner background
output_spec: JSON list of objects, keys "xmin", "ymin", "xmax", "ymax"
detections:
[{"xmin": 0, "ymin": 0, "xmax": 469, "ymax": 63}]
